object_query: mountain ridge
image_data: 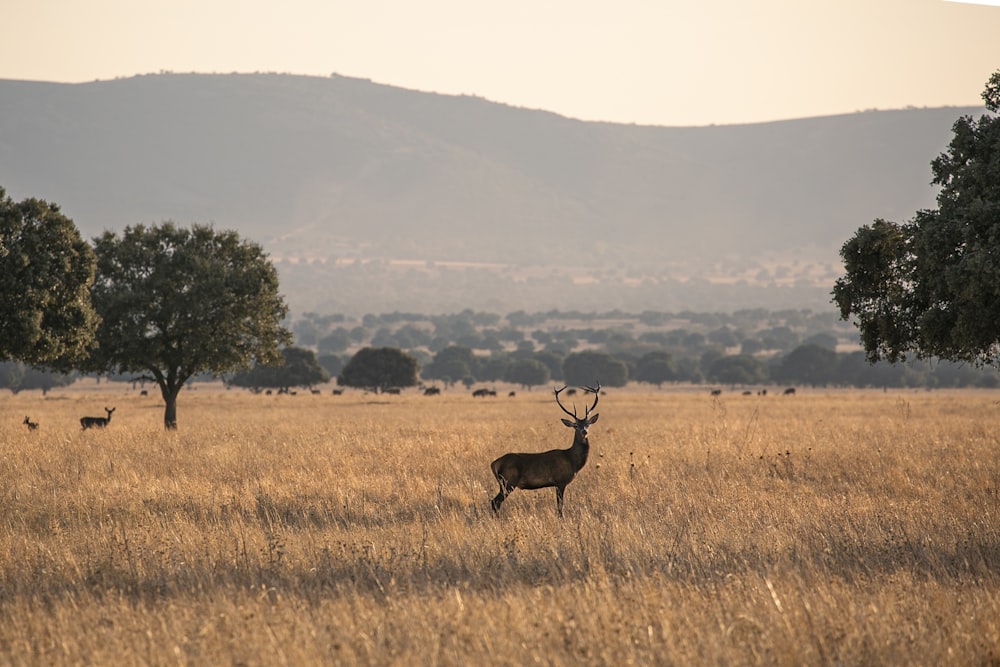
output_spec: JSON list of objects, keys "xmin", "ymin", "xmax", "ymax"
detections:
[{"xmin": 0, "ymin": 73, "xmax": 984, "ymax": 315}]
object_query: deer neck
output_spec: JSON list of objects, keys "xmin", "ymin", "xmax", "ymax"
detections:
[{"xmin": 568, "ymin": 431, "xmax": 590, "ymax": 470}]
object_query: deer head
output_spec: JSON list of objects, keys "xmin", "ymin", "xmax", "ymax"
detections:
[{"xmin": 554, "ymin": 383, "xmax": 600, "ymax": 436}]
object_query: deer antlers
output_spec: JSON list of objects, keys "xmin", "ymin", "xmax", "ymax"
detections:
[{"xmin": 554, "ymin": 382, "xmax": 601, "ymax": 420}]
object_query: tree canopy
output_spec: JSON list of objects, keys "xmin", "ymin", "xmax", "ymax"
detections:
[
  {"xmin": 706, "ymin": 354, "xmax": 768, "ymax": 386},
  {"xmin": 773, "ymin": 344, "xmax": 839, "ymax": 386},
  {"xmin": 338, "ymin": 347, "xmax": 419, "ymax": 392},
  {"xmin": 0, "ymin": 187, "xmax": 98, "ymax": 367},
  {"xmin": 634, "ymin": 351, "xmax": 678, "ymax": 387},
  {"xmin": 89, "ymin": 223, "xmax": 291, "ymax": 428},
  {"xmin": 505, "ymin": 358, "xmax": 551, "ymax": 389},
  {"xmin": 0, "ymin": 361, "xmax": 75, "ymax": 395},
  {"xmin": 337, "ymin": 347, "xmax": 419, "ymax": 392},
  {"xmin": 422, "ymin": 346, "xmax": 476, "ymax": 385},
  {"xmin": 228, "ymin": 346, "xmax": 328, "ymax": 392},
  {"xmin": 833, "ymin": 71, "xmax": 1000, "ymax": 366},
  {"xmin": 562, "ymin": 351, "xmax": 628, "ymax": 387}
]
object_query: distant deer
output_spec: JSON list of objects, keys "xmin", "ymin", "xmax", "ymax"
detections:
[
  {"xmin": 80, "ymin": 407, "xmax": 115, "ymax": 429},
  {"xmin": 23, "ymin": 416, "xmax": 38, "ymax": 431},
  {"xmin": 490, "ymin": 383, "xmax": 601, "ymax": 517}
]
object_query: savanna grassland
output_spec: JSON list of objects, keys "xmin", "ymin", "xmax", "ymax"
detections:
[{"xmin": 1, "ymin": 385, "xmax": 998, "ymax": 666}]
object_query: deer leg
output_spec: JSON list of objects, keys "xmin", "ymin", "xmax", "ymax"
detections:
[
  {"xmin": 491, "ymin": 478, "xmax": 513, "ymax": 514},
  {"xmin": 556, "ymin": 486, "xmax": 565, "ymax": 517}
]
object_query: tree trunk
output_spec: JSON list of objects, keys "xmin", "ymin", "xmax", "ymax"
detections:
[
  {"xmin": 154, "ymin": 369, "xmax": 185, "ymax": 430},
  {"xmin": 160, "ymin": 386, "xmax": 180, "ymax": 430}
]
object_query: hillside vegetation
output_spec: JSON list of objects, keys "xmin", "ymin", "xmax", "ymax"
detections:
[
  {"xmin": 2, "ymin": 388, "xmax": 998, "ymax": 664},
  {"xmin": 289, "ymin": 308, "xmax": 1000, "ymax": 390},
  {"xmin": 8, "ymin": 306, "xmax": 1000, "ymax": 394},
  {"xmin": 0, "ymin": 73, "xmax": 984, "ymax": 314}
]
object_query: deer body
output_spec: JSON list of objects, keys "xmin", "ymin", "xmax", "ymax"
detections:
[
  {"xmin": 491, "ymin": 385, "xmax": 600, "ymax": 517},
  {"xmin": 23, "ymin": 416, "xmax": 38, "ymax": 430},
  {"xmin": 80, "ymin": 407, "xmax": 115, "ymax": 429}
]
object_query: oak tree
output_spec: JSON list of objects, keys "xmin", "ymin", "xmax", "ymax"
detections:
[
  {"xmin": 89, "ymin": 223, "xmax": 291, "ymax": 428},
  {"xmin": 706, "ymin": 354, "xmax": 768, "ymax": 386},
  {"xmin": 634, "ymin": 351, "xmax": 678, "ymax": 387},
  {"xmin": 338, "ymin": 347, "xmax": 419, "ymax": 392},
  {"xmin": 0, "ymin": 187, "xmax": 98, "ymax": 367},
  {"xmin": 562, "ymin": 350, "xmax": 628, "ymax": 387},
  {"xmin": 505, "ymin": 358, "xmax": 551, "ymax": 389},
  {"xmin": 834, "ymin": 71, "xmax": 1000, "ymax": 366},
  {"xmin": 228, "ymin": 346, "xmax": 328, "ymax": 393}
]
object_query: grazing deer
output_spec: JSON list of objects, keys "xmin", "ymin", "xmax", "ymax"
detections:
[
  {"xmin": 80, "ymin": 407, "xmax": 115, "ymax": 429},
  {"xmin": 23, "ymin": 416, "xmax": 38, "ymax": 431},
  {"xmin": 490, "ymin": 383, "xmax": 601, "ymax": 517}
]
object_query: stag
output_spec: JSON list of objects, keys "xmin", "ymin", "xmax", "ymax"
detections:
[
  {"xmin": 80, "ymin": 407, "xmax": 115, "ymax": 429},
  {"xmin": 490, "ymin": 383, "xmax": 601, "ymax": 517},
  {"xmin": 24, "ymin": 416, "xmax": 38, "ymax": 431}
]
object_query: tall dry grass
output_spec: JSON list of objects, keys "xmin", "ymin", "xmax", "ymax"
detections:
[{"xmin": 1, "ymin": 386, "xmax": 998, "ymax": 665}]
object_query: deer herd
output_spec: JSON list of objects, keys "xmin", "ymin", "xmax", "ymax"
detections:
[
  {"xmin": 22, "ymin": 407, "xmax": 117, "ymax": 432},
  {"xmin": 18, "ymin": 384, "xmax": 609, "ymax": 518}
]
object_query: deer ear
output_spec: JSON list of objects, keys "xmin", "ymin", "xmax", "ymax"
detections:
[
  {"xmin": 588, "ymin": 414, "xmax": 599, "ymax": 424},
  {"xmin": 561, "ymin": 418, "xmax": 575, "ymax": 428}
]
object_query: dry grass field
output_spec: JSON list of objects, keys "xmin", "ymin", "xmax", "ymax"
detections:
[{"xmin": 1, "ymin": 384, "xmax": 998, "ymax": 666}]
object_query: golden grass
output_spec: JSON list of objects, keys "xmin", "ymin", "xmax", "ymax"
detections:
[{"xmin": 1, "ymin": 386, "xmax": 999, "ymax": 665}]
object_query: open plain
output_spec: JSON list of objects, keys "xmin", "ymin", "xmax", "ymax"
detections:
[{"xmin": 1, "ymin": 385, "xmax": 998, "ymax": 665}]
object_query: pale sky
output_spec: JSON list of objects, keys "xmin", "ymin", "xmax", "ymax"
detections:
[{"xmin": 2, "ymin": 0, "xmax": 998, "ymax": 126}]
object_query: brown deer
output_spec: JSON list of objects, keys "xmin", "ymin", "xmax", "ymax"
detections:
[
  {"xmin": 490, "ymin": 383, "xmax": 600, "ymax": 517},
  {"xmin": 23, "ymin": 416, "xmax": 38, "ymax": 431},
  {"xmin": 80, "ymin": 407, "xmax": 115, "ymax": 429}
]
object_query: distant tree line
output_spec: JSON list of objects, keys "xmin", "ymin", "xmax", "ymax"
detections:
[
  {"xmin": 258, "ymin": 307, "xmax": 994, "ymax": 391},
  {"xmin": 214, "ymin": 340, "xmax": 1000, "ymax": 394},
  {"xmin": 11, "ymin": 337, "xmax": 998, "ymax": 396},
  {"xmin": 292, "ymin": 307, "xmax": 849, "ymax": 359},
  {"xmin": 0, "ymin": 361, "xmax": 76, "ymax": 394}
]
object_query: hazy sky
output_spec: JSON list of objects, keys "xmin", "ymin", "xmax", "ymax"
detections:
[{"xmin": 3, "ymin": 0, "xmax": 997, "ymax": 126}]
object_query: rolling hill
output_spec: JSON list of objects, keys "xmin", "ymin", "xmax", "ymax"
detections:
[{"xmin": 0, "ymin": 73, "xmax": 983, "ymax": 315}]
